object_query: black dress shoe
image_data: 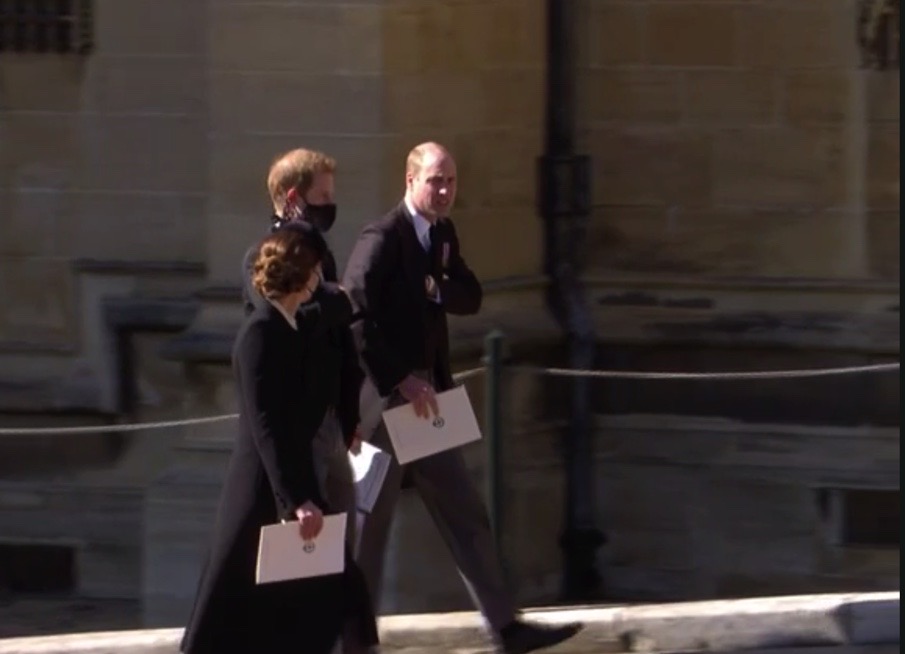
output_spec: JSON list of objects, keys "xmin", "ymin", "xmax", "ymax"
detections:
[{"xmin": 496, "ymin": 618, "xmax": 584, "ymax": 654}]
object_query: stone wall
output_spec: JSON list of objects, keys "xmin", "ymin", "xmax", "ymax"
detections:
[
  {"xmin": 0, "ymin": 0, "xmax": 207, "ymax": 349},
  {"xmin": 577, "ymin": 0, "xmax": 899, "ymax": 283},
  {"xmin": 201, "ymin": 0, "xmax": 547, "ymax": 287},
  {"xmin": 0, "ymin": 1, "xmax": 548, "ymax": 344},
  {"xmin": 1, "ymin": 0, "xmax": 898, "ymax": 368},
  {"xmin": 0, "ymin": 0, "xmax": 899, "ymax": 621},
  {"xmin": 379, "ymin": 1, "xmax": 547, "ymax": 280}
]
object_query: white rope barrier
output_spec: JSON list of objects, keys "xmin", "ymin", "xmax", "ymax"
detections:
[
  {"xmin": 0, "ymin": 361, "xmax": 896, "ymax": 437},
  {"xmin": 0, "ymin": 367, "xmax": 486, "ymax": 437},
  {"xmin": 0, "ymin": 414, "xmax": 239, "ymax": 437},
  {"xmin": 513, "ymin": 361, "xmax": 900, "ymax": 381}
]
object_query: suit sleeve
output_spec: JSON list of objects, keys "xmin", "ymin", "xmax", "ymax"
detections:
[
  {"xmin": 316, "ymin": 283, "xmax": 354, "ymax": 328},
  {"xmin": 296, "ymin": 282, "xmax": 362, "ymax": 443},
  {"xmin": 337, "ymin": 326, "xmax": 364, "ymax": 444},
  {"xmin": 235, "ymin": 323, "xmax": 319, "ymax": 519},
  {"xmin": 342, "ymin": 224, "xmax": 410, "ymax": 397},
  {"xmin": 436, "ymin": 221, "xmax": 482, "ymax": 316}
]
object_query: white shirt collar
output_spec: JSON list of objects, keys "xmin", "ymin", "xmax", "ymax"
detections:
[
  {"xmin": 404, "ymin": 197, "xmax": 433, "ymax": 250},
  {"xmin": 268, "ymin": 299, "xmax": 297, "ymax": 330}
]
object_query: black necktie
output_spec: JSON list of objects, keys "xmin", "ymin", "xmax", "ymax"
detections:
[{"xmin": 427, "ymin": 224, "xmax": 442, "ymax": 276}]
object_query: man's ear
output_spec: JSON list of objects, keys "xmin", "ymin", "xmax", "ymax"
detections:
[{"xmin": 285, "ymin": 187, "xmax": 299, "ymax": 205}]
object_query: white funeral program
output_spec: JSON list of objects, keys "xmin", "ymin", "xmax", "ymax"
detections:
[
  {"xmin": 381, "ymin": 385, "xmax": 482, "ymax": 465},
  {"xmin": 348, "ymin": 441, "xmax": 392, "ymax": 514},
  {"xmin": 255, "ymin": 514, "xmax": 346, "ymax": 584}
]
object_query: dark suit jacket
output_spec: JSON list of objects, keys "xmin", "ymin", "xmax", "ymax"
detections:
[
  {"xmin": 241, "ymin": 224, "xmax": 363, "ymax": 442},
  {"xmin": 342, "ymin": 202, "xmax": 482, "ymax": 398},
  {"xmin": 180, "ymin": 302, "xmax": 377, "ymax": 654}
]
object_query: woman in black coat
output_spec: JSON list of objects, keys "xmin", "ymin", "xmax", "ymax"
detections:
[{"xmin": 180, "ymin": 228, "xmax": 379, "ymax": 654}]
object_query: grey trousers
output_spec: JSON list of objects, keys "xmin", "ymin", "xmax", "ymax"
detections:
[
  {"xmin": 312, "ymin": 412, "xmax": 378, "ymax": 654},
  {"xmin": 356, "ymin": 374, "xmax": 517, "ymax": 632},
  {"xmin": 312, "ymin": 411, "xmax": 357, "ymax": 547}
]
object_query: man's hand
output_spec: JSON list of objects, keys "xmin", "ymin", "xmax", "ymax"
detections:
[
  {"xmin": 295, "ymin": 501, "xmax": 324, "ymax": 541},
  {"xmin": 397, "ymin": 374, "xmax": 439, "ymax": 419},
  {"xmin": 425, "ymin": 274, "xmax": 439, "ymax": 301},
  {"xmin": 348, "ymin": 424, "xmax": 363, "ymax": 455}
]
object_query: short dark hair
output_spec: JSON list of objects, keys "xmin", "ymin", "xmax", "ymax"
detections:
[{"xmin": 267, "ymin": 148, "xmax": 336, "ymax": 212}]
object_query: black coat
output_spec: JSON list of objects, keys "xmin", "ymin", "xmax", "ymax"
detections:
[
  {"xmin": 241, "ymin": 223, "xmax": 363, "ymax": 442},
  {"xmin": 180, "ymin": 302, "xmax": 378, "ymax": 654},
  {"xmin": 342, "ymin": 202, "xmax": 482, "ymax": 398}
]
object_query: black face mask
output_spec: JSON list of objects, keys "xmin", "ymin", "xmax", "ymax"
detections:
[{"xmin": 302, "ymin": 203, "xmax": 337, "ymax": 233}]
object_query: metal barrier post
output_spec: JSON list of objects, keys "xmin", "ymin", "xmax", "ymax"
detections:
[{"xmin": 483, "ymin": 330, "xmax": 506, "ymax": 562}]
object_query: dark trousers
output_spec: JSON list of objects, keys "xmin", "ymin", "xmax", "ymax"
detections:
[{"xmin": 355, "ymin": 372, "xmax": 516, "ymax": 632}]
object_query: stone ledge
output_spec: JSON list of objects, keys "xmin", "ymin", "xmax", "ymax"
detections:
[
  {"xmin": 72, "ymin": 261, "xmax": 205, "ymax": 277},
  {"xmin": 585, "ymin": 273, "xmax": 900, "ymax": 296},
  {"xmin": 0, "ymin": 378, "xmax": 109, "ymax": 415},
  {"xmin": 0, "ymin": 592, "xmax": 897, "ymax": 653},
  {"xmin": 158, "ymin": 330, "xmax": 235, "ymax": 364},
  {"xmin": 0, "ymin": 297, "xmax": 199, "ymax": 414},
  {"xmin": 102, "ymin": 298, "xmax": 198, "ymax": 332},
  {"xmin": 158, "ymin": 272, "xmax": 902, "ymax": 365}
]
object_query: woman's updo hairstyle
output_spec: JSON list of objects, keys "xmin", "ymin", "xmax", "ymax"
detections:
[{"xmin": 252, "ymin": 228, "xmax": 321, "ymax": 300}]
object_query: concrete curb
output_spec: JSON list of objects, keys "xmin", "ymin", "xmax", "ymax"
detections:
[{"xmin": 0, "ymin": 592, "xmax": 898, "ymax": 653}]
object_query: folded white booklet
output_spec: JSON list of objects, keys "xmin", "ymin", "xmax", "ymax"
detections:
[
  {"xmin": 381, "ymin": 385, "xmax": 482, "ymax": 465},
  {"xmin": 255, "ymin": 514, "xmax": 346, "ymax": 585},
  {"xmin": 348, "ymin": 441, "xmax": 392, "ymax": 513}
]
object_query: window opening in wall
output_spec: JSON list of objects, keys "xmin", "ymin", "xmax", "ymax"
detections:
[
  {"xmin": 0, "ymin": 541, "xmax": 77, "ymax": 593},
  {"xmin": 818, "ymin": 488, "xmax": 900, "ymax": 547},
  {"xmin": 0, "ymin": 0, "xmax": 94, "ymax": 55}
]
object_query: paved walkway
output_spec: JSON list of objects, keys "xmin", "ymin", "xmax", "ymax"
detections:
[{"xmin": 0, "ymin": 592, "xmax": 898, "ymax": 654}]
